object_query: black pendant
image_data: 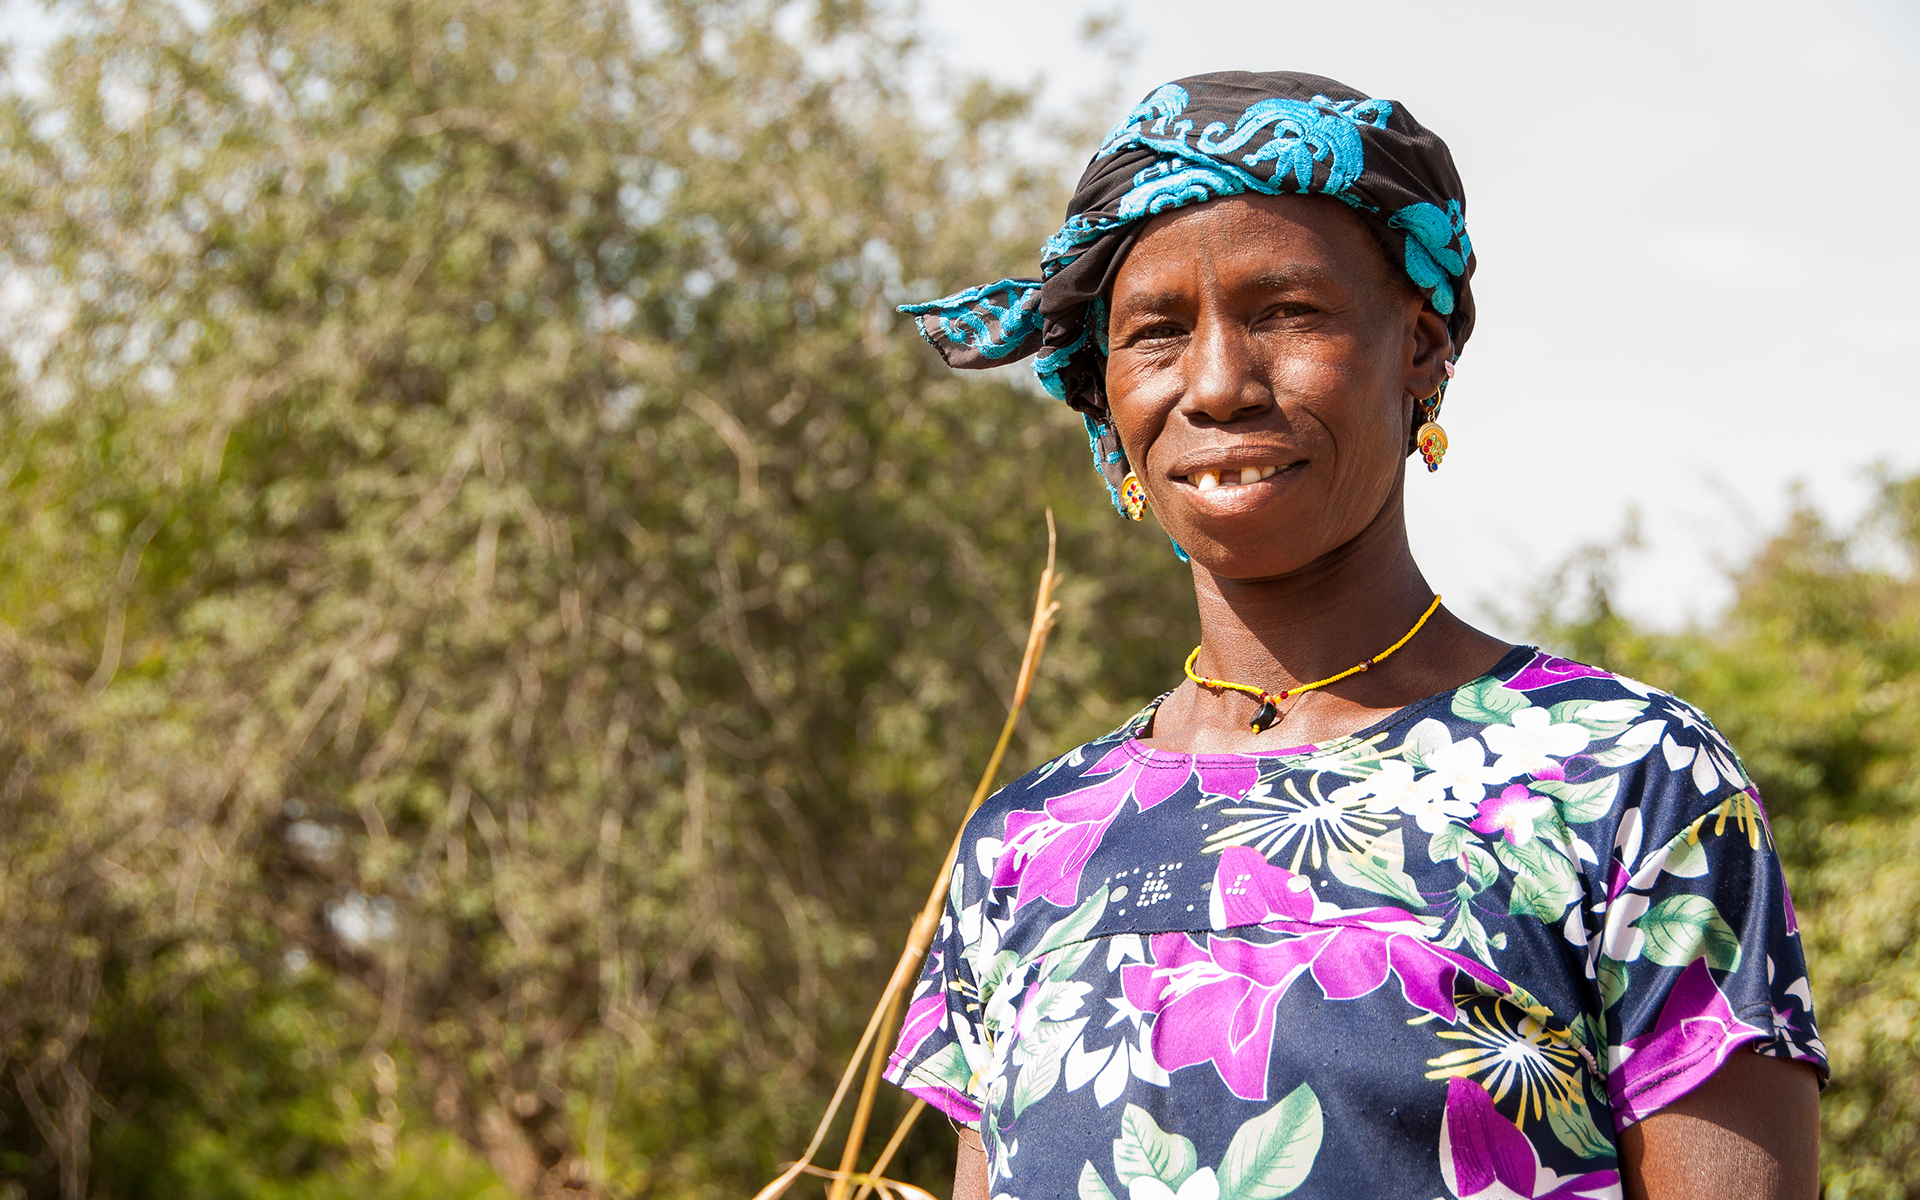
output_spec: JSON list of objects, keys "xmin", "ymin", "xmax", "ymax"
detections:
[{"xmin": 1249, "ymin": 699, "xmax": 1280, "ymax": 733}]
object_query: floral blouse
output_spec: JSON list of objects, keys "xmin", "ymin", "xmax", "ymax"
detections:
[{"xmin": 885, "ymin": 648, "xmax": 1826, "ymax": 1200}]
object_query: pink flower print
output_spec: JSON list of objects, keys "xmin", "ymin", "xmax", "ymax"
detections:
[
  {"xmin": 1484, "ymin": 708, "xmax": 1591, "ymax": 781},
  {"xmin": 994, "ymin": 745, "xmax": 1254, "ymax": 910},
  {"xmin": 1438, "ymin": 1077, "xmax": 1619, "ymax": 1199},
  {"xmin": 1119, "ymin": 850, "xmax": 1509, "ymax": 1101},
  {"xmin": 1607, "ymin": 958, "xmax": 1766, "ymax": 1130},
  {"xmin": 1471, "ymin": 785, "xmax": 1555, "ymax": 846},
  {"xmin": 895, "ymin": 975, "xmax": 947, "ymax": 1060},
  {"xmin": 1502, "ymin": 652, "xmax": 1614, "ymax": 694}
]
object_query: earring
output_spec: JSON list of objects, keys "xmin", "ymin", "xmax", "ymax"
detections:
[
  {"xmin": 1415, "ymin": 415, "xmax": 1448, "ymax": 472},
  {"xmin": 1120, "ymin": 472, "xmax": 1147, "ymax": 521},
  {"xmin": 1414, "ymin": 360, "xmax": 1454, "ymax": 472}
]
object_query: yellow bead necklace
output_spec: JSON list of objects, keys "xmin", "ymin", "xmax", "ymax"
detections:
[{"xmin": 1183, "ymin": 594, "xmax": 1444, "ymax": 733}]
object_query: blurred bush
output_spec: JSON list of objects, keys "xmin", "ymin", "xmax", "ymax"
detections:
[{"xmin": 0, "ymin": 1, "xmax": 1195, "ymax": 1196}]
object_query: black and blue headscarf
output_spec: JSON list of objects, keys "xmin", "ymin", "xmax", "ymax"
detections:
[{"xmin": 901, "ymin": 71, "xmax": 1476, "ymax": 516}]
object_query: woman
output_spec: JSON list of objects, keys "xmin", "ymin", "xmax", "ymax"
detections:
[{"xmin": 884, "ymin": 73, "xmax": 1824, "ymax": 1200}]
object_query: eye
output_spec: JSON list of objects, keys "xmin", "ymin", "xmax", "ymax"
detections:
[
  {"xmin": 1261, "ymin": 301, "xmax": 1318, "ymax": 323},
  {"xmin": 1128, "ymin": 319, "xmax": 1186, "ymax": 345}
]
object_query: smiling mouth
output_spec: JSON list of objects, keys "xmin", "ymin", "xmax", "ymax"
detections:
[{"xmin": 1185, "ymin": 464, "xmax": 1285, "ymax": 492}]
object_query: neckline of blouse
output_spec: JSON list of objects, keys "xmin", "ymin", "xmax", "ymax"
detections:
[{"xmin": 1119, "ymin": 642, "xmax": 1540, "ymax": 766}]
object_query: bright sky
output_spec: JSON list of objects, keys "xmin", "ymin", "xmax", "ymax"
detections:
[{"xmin": 924, "ymin": 0, "xmax": 1920, "ymax": 635}]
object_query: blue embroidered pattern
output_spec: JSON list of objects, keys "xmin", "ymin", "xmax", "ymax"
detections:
[
  {"xmin": 898, "ymin": 279, "xmax": 1045, "ymax": 361},
  {"xmin": 1389, "ymin": 200, "xmax": 1471, "ymax": 316}
]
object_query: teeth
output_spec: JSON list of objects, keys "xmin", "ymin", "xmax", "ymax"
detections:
[{"xmin": 1190, "ymin": 465, "xmax": 1280, "ymax": 491}]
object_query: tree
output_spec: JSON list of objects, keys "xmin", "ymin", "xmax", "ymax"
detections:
[{"xmin": 0, "ymin": 1, "xmax": 1194, "ymax": 1196}]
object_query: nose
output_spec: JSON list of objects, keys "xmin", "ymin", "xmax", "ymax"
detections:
[{"xmin": 1180, "ymin": 314, "xmax": 1273, "ymax": 425}]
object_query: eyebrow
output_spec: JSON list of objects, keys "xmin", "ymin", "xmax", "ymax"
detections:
[{"xmin": 1110, "ymin": 266, "xmax": 1338, "ymax": 323}]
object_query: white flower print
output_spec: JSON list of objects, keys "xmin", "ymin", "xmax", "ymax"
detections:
[
  {"xmin": 1335, "ymin": 760, "xmax": 1473, "ymax": 834},
  {"xmin": 1426, "ymin": 734, "xmax": 1502, "ymax": 804},
  {"xmin": 1600, "ymin": 891, "xmax": 1651, "ymax": 963},
  {"xmin": 1483, "ymin": 707, "xmax": 1592, "ymax": 780}
]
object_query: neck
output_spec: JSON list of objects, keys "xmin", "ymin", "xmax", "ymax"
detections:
[{"xmin": 1190, "ymin": 491, "xmax": 1433, "ymax": 690}]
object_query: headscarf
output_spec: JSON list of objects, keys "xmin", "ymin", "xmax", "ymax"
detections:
[{"xmin": 900, "ymin": 70, "xmax": 1476, "ymax": 516}]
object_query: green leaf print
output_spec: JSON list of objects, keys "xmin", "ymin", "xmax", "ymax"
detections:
[
  {"xmin": 1549, "ymin": 697, "xmax": 1648, "ymax": 738},
  {"xmin": 1079, "ymin": 1161, "xmax": 1120, "ymax": 1200},
  {"xmin": 1597, "ymin": 956, "xmax": 1628, "ymax": 1010},
  {"xmin": 910, "ymin": 1042, "xmax": 973, "ymax": 1095},
  {"xmin": 1495, "ymin": 840, "xmax": 1580, "ymax": 919},
  {"xmin": 1451, "ymin": 677, "xmax": 1530, "ymax": 725},
  {"xmin": 1011, "ymin": 1016, "xmax": 1085, "ymax": 1117},
  {"xmin": 1399, "ymin": 717, "xmax": 1452, "ymax": 773},
  {"xmin": 1634, "ymin": 894, "xmax": 1743, "ymax": 971},
  {"xmin": 1218, "ymin": 1082, "xmax": 1324, "ymax": 1200},
  {"xmin": 1547, "ymin": 1093, "xmax": 1615, "ymax": 1159},
  {"xmin": 1440, "ymin": 901, "xmax": 1496, "ymax": 964},
  {"xmin": 1329, "ymin": 828, "xmax": 1425, "ymax": 908},
  {"xmin": 1534, "ymin": 775, "xmax": 1618, "ymax": 824},
  {"xmin": 1461, "ymin": 844, "xmax": 1499, "ymax": 894},
  {"xmin": 1428, "ymin": 822, "xmax": 1472, "ymax": 863},
  {"xmin": 1588, "ymin": 719, "xmax": 1664, "ymax": 768},
  {"xmin": 1034, "ymin": 886, "xmax": 1111, "ymax": 959},
  {"xmin": 1114, "ymin": 1104, "xmax": 1199, "ymax": 1190}
]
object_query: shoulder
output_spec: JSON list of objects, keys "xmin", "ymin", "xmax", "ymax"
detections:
[{"xmin": 1434, "ymin": 648, "xmax": 1755, "ymax": 834}]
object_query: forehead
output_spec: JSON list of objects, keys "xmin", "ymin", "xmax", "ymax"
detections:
[{"xmin": 1112, "ymin": 193, "xmax": 1392, "ymax": 303}]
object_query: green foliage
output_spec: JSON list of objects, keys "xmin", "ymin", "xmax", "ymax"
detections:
[
  {"xmin": 0, "ymin": 0, "xmax": 1193, "ymax": 1195},
  {"xmin": 1542, "ymin": 475, "xmax": 1920, "ymax": 1198}
]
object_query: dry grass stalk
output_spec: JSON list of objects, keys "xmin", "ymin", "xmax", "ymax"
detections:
[{"xmin": 756, "ymin": 512, "xmax": 1063, "ymax": 1200}]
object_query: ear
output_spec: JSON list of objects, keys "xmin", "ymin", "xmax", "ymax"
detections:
[{"xmin": 1405, "ymin": 306, "xmax": 1453, "ymax": 403}]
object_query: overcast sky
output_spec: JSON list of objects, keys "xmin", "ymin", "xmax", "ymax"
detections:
[{"xmin": 924, "ymin": 0, "xmax": 1920, "ymax": 635}]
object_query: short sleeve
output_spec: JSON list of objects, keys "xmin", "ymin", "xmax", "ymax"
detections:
[
  {"xmin": 1594, "ymin": 720, "xmax": 1828, "ymax": 1131},
  {"xmin": 883, "ymin": 851, "xmax": 989, "ymax": 1127}
]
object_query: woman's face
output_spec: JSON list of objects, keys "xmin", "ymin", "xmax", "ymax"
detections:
[{"xmin": 1104, "ymin": 194, "xmax": 1450, "ymax": 581}]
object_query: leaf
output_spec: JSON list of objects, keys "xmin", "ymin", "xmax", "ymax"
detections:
[
  {"xmin": 1033, "ymin": 886, "xmax": 1110, "ymax": 959},
  {"xmin": 1217, "ymin": 1082, "xmax": 1324, "ymax": 1200},
  {"xmin": 1633, "ymin": 894, "xmax": 1742, "ymax": 971},
  {"xmin": 1427, "ymin": 821, "xmax": 1472, "ymax": 863},
  {"xmin": 1399, "ymin": 717, "xmax": 1453, "ymax": 773},
  {"xmin": 1047, "ymin": 936, "xmax": 1098, "ymax": 983},
  {"xmin": 1534, "ymin": 775, "xmax": 1618, "ymax": 824},
  {"xmin": 1494, "ymin": 839, "xmax": 1579, "ymax": 917},
  {"xmin": 1549, "ymin": 697, "xmax": 1647, "ymax": 738},
  {"xmin": 1328, "ymin": 828, "xmax": 1425, "ymax": 908},
  {"xmin": 1546, "ymin": 1094, "xmax": 1614, "ymax": 1159},
  {"xmin": 1113, "ymin": 1104, "xmax": 1199, "ymax": 1190},
  {"xmin": 1439, "ymin": 901, "xmax": 1494, "ymax": 963},
  {"xmin": 1078, "ymin": 1161, "xmax": 1119, "ymax": 1200},
  {"xmin": 1011, "ymin": 1043, "xmax": 1064, "ymax": 1117},
  {"xmin": 1597, "ymin": 956, "xmax": 1628, "ymax": 1010},
  {"xmin": 1451, "ymin": 678, "xmax": 1530, "ymax": 725},
  {"xmin": 1507, "ymin": 870, "xmax": 1571, "ymax": 922},
  {"xmin": 1460, "ymin": 844, "xmax": 1499, "ymax": 894}
]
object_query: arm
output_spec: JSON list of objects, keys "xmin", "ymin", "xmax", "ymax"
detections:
[
  {"xmin": 954, "ymin": 1127, "xmax": 989, "ymax": 1200},
  {"xmin": 1618, "ymin": 1046, "xmax": 1820, "ymax": 1200}
]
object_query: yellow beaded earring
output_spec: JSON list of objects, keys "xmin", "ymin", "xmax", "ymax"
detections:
[{"xmin": 1120, "ymin": 472, "xmax": 1147, "ymax": 521}]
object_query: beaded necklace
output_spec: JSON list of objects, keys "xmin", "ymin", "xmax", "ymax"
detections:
[{"xmin": 1183, "ymin": 594, "xmax": 1444, "ymax": 733}]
